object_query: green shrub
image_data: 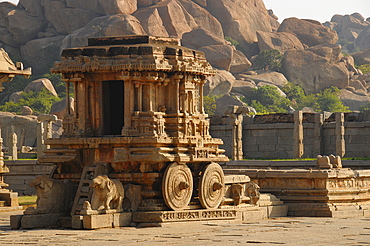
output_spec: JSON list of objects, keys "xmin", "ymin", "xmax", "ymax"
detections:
[
  {"xmin": 0, "ymin": 88, "xmax": 61, "ymax": 114},
  {"xmin": 253, "ymin": 49, "xmax": 284, "ymax": 71}
]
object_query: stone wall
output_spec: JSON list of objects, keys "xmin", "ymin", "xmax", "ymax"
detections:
[
  {"xmin": 3, "ymin": 160, "xmax": 54, "ymax": 195},
  {"xmin": 210, "ymin": 111, "xmax": 370, "ymax": 159}
]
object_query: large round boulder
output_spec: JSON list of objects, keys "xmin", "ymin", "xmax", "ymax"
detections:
[
  {"xmin": 61, "ymin": 14, "xmax": 145, "ymax": 49},
  {"xmin": 277, "ymin": 18, "xmax": 338, "ymax": 47},
  {"xmin": 205, "ymin": 0, "xmax": 272, "ymax": 57},
  {"xmin": 352, "ymin": 48, "xmax": 370, "ymax": 65},
  {"xmin": 257, "ymin": 31, "xmax": 304, "ymax": 53},
  {"xmin": 24, "ymin": 78, "xmax": 58, "ymax": 97},
  {"xmin": 356, "ymin": 26, "xmax": 370, "ymax": 51},
  {"xmin": 281, "ymin": 49, "xmax": 349, "ymax": 94},
  {"xmin": 20, "ymin": 36, "xmax": 65, "ymax": 75},
  {"xmin": 5, "ymin": 9, "xmax": 47, "ymax": 45},
  {"xmin": 204, "ymin": 69, "xmax": 236, "ymax": 96},
  {"xmin": 198, "ymin": 45, "xmax": 233, "ymax": 71}
]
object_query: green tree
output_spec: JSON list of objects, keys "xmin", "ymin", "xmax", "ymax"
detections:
[
  {"xmin": 315, "ymin": 87, "xmax": 349, "ymax": 112},
  {"xmin": 0, "ymin": 88, "xmax": 61, "ymax": 114},
  {"xmin": 245, "ymin": 85, "xmax": 291, "ymax": 113},
  {"xmin": 253, "ymin": 49, "xmax": 284, "ymax": 71},
  {"xmin": 281, "ymin": 82, "xmax": 305, "ymax": 101}
]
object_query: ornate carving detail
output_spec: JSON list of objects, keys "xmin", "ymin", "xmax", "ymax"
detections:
[
  {"xmin": 90, "ymin": 175, "xmax": 124, "ymax": 210},
  {"xmin": 199, "ymin": 163, "xmax": 225, "ymax": 209},
  {"xmin": 24, "ymin": 176, "xmax": 76, "ymax": 214},
  {"xmin": 162, "ymin": 162, "xmax": 193, "ymax": 210}
]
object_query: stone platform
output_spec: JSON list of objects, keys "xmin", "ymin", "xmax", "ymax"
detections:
[
  {"xmin": 224, "ymin": 166, "xmax": 370, "ymax": 217},
  {"xmin": 12, "ymin": 194, "xmax": 287, "ymax": 230}
]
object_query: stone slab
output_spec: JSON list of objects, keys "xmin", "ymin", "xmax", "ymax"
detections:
[
  {"xmin": 113, "ymin": 212, "xmax": 131, "ymax": 227},
  {"xmin": 10, "ymin": 214, "xmax": 23, "ymax": 229},
  {"xmin": 83, "ymin": 214, "xmax": 114, "ymax": 229},
  {"xmin": 20, "ymin": 213, "xmax": 67, "ymax": 229}
]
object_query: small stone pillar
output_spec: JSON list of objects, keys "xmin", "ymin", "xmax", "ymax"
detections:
[
  {"xmin": 225, "ymin": 106, "xmax": 250, "ymax": 161},
  {"xmin": 37, "ymin": 114, "xmax": 58, "ymax": 158},
  {"xmin": 335, "ymin": 112, "xmax": 345, "ymax": 157},
  {"xmin": 313, "ymin": 113, "xmax": 323, "ymax": 157},
  {"xmin": 293, "ymin": 110, "xmax": 304, "ymax": 158},
  {"xmin": 0, "ymin": 129, "xmax": 9, "ymax": 188},
  {"xmin": 10, "ymin": 132, "xmax": 17, "ymax": 161}
]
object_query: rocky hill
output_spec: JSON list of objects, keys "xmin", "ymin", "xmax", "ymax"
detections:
[{"xmin": 0, "ymin": 0, "xmax": 370, "ymax": 112}]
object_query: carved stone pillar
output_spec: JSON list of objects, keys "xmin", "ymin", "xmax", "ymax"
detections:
[
  {"xmin": 313, "ymin": 113, "xmax": 324, "ymax": 156},
  {"xmin": 10, "ymin": 132, "xmax": 17, "ymax": 161},
  {"xmin": 225, "ymin": 106, "xmax": 250, "ymax": 161},
  {"xmin": 293, "ymin": 110, "xmax": 304, "ymax": 158},
  {"xmin": 335, "ymin": 112, "xmax": 345, "ymax": 157},
  {"xmin": 0, "ymin": 129, "xmax": 9, "ymax": 189},
  {"xmin": 37, "ymin": 114, "xmax": 58, "ymax": 158}
]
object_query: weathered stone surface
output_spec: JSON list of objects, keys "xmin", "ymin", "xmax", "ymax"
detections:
[
  {"xmin": 231, "ymin": 80, "xmax": 257, "ymax": 98},
  {"xmin": 50, "ymin": 97, "xmax": 74, "ymax": 120},
  {"xmin": 281, "ymin": 49, "xmax": 349, "ymax": 94},
  {"xmin": 236, "ymin": 71, "xmax": 288, "ymax": 88},
  {"xmin": 0, "ymin": 28, "xmax": 18, "ymax": 47},
  {"xmin": 205, "ymin": 0, "xmax": 272, "ymax": 57},
  {"xmin": 18, "ymin": 0, "xmax": 44, "ymax": 17},
  {"xmin": 61, "ymin": 14, "xmax": 145, "ymax": 49},
  {"xmin": 230, "ymin": 50, "xmax": 252, "ymax": 74},
  {"xmin": 65, "ymin": 0, "xmax": 105, "ymax": 15},
  {"xmin": 352, "ymin": 48, "xmax": 370, "ymax": 65},
  {"xmin": 178, "ymin": 0, "xmax": 223, "ymax": 38},
  {"xmin": 20, "ymin": 36, "xmax": 65, "ymax": 75},
  {"xmin": 137, "ymin": 0, "xmax": 161, "ymax": 7},
  {"xmin": 340, "ymin": 27, "xmax": 362, "ymax": 42},
  {"xmin": 0, "ymin": 2, "xmax": 18, "ymax": 20},
  {"xmin": 100, "ymin": 0, "xmax": 137, "ymax": 15},
  {"xmin": 135, "ymin": 0, "xmax": 195, "ymax": 38},
  {"xmin": 215, "ymin": 94, "xmax": 246, "ymax": 116},
  {"xmin": 198, "ymin": 45, "xmax": 233, "ymax": 71},
  {"xmin": 60, "ymin": 8, "xmax": 102, "ymax": 34},
  {"xmin": 257, "ymin": 31, "xmax": 304, "ymax": 53},
  {"xmin": 0, "ymin": 112, "xmax": 37, "ymax": 148},
  {"xmin": 204, "ymin": 69, "xmax": 235, "ymax": 96},
  {"xmin": 340, "ymin": 89, "xmax": 370, "ymax": 110},
  {"xmin": 307, "ymin": 44, "xmax": 342, "ymax": 64},
  {"xmin": 181, "ymin": 28, "xmax": 226, "ymax": 49},
  {"xmin": 268, "ymin": 9, "xmax": 280, "ymax": 32},
  {"xmin": 21, "ymin": 106, "xmax": 33, "ymax": 115},
  {"xmin": 133, "ymin": 7, "xmax": 168, "ymax": 37},
  {"xmin": 356, "ymin": 26, "xmax": 370, "ymax": 51},
  {"xmin": 349, "ymin": 79, "xmax": 367, "ymax": 95},
  {"xmin": 341, "ymin": 14, "xmax": 369, "ymax": 31},
  {"xmin": 5, "ymin": 9, "xmax": 47, "ymax": 45},
  {"xmin": 24, "ymin": 78, "xmax": 58, "ymax": 97},
  {"xmin": 278, "ymin": 18, "xmax": 338, "ymax": 47},
  {"xmin": 43, "ymin": 0, "xmax": 68, "ymax": 34},
  {"xmin": 9, "ymin": 91, "xmax": 22, "ymax": 103}
]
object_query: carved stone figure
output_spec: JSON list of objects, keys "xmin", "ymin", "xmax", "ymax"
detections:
[
  {"xmin": 329, "ymin": 154, "xmax": 342, "ymax": 168},
  {"xmin": 245, "ymin": 181, "xmax": 260, "ymax": 205},
  {"xmin": 25, "ymin": 175, "xmax": 76, "ymax": 214},
  {"xmin": 316, "ymin": 155, "xmax": 333, "ymax": 169},
  {"xmin": 230, "ymin": 183, "xmax": 244, "ymax": 206},
  {"xmin": 90, "ymin": 175, "xmax": 124, "ymax": 210}
]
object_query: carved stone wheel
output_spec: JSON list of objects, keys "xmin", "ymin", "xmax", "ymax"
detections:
[
  {"xmin": 198, "ymin": 163, "xmax": 225, "ymax": 209},
  {"xmin": 162, "ymin": 162, "xmax": 193, "ymax": 211}
]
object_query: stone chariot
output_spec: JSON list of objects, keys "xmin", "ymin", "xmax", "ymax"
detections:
[{"xmin": 45, "ymin": 35, "xmax": 230, "ymax": 213}]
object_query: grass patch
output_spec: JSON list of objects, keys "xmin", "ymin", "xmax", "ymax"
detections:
[{"xmin": 18, "ymin": 196, "xmax": 37, "ymax": 206}]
